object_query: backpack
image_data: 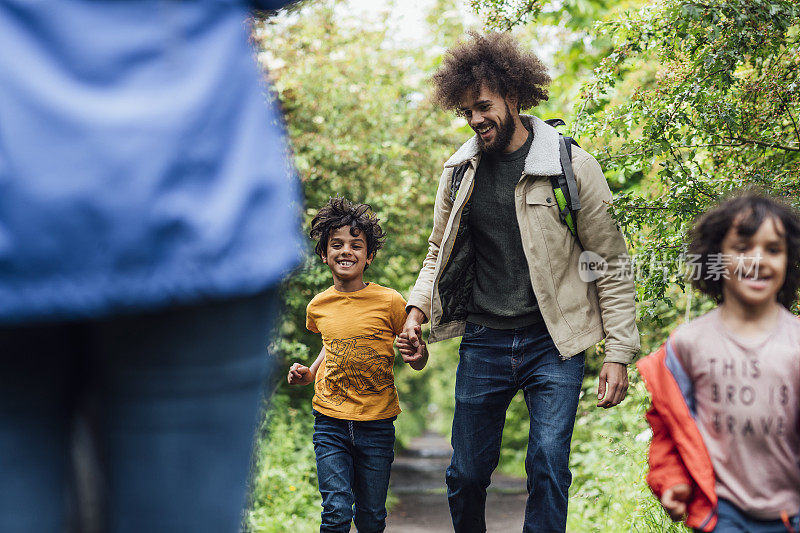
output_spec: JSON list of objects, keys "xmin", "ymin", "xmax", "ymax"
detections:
[{"xmin": 449, "ymin": 118, "xmax": 581, "ymax": 238}]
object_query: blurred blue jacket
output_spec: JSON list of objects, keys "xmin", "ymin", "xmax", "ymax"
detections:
[{"xmin": 0, "ymin": 0, "xmax": 301, "ymax": 324}]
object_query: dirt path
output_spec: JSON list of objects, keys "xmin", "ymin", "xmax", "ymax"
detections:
[{"xmin": 385, "ymin": 432, "xmax": 527, "ymax": 532}]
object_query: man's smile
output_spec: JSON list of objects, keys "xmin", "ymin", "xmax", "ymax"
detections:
[{"xmin": 474, "ymin": 123, "xmax": 495, "ymax": 138}]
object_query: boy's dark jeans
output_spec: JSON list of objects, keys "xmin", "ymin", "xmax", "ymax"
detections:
[
  {"xmin": 695, "ymin": 499, "xmax": 800, "ymax": 533},
  {"xmin": 312, "ymin": 411, "xmax": 395, "ymax": 533},
  {"xmin": 447, "ymin": 321, "xmax": 585, "ymax": 533}
]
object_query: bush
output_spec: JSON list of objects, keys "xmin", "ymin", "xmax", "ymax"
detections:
[{"xmin": 246, "ymin": 396, "xmax": 319, "ymax": 532}]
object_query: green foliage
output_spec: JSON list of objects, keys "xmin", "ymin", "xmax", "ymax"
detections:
[
  {"xmin": 247, "ymin": 396, "xmax": 319, "ymax": 532},
  {"xmin": 416, "ymin": 338, "xmax": 462, "ymax": 436},
  {"xmin": 576, "ymin": 0, "xmax": 800, "ymax": 308},
  {"xmin": 471, "ymin": 0, "xmax": 545, "ymax": 30},
  {"xmin": 567, "ymin": 377, "xmax": 688, "ymax": 532},
  {"xmin": 475, "ymin": 0, "xmax": 639, "ymax": 32}
]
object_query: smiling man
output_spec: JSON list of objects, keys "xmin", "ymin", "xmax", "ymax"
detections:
[{"xmin": 401, "ymin": 32, "xmax": 641, "ymax": 532}]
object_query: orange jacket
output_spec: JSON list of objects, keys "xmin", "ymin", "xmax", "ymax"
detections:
[{"xmin": 636, "ymin": 339, "xmax": 718, "ymax": 531}]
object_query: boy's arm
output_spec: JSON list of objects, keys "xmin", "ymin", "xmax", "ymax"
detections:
[{"xmin": 308, "ymin": 347, "xmax": 325, "ymax": 376}]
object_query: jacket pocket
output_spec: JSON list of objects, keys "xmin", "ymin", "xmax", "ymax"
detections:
[
  {"xmin": 525, "ymin": 183, "xmax": 569, "ymax": 237},
  {"xmin": 524, "ymin": 186, "xmax": 558, "ymax": 209}
]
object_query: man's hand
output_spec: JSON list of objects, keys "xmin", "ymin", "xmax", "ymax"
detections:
[
  {"xmin": 287, "ymin": 362, "xmax": 314, "ymax": 386},
  {"xmin": 596, "ymin": 362, "xmax": 628, "ymax": 408},
  {"xmin": 396, "ymin": 326, "xmax": 421, "ymax": 361},
  {"xmin": 400, "ymin": 307, "xmax": 426, "ymax": 356},
  {"xmin": 397, "ymin": 325, "xmax": 428, "ymax": 370},
  {"xmin": 660, "ymin": 484, "xmax": 691, "ymax": 522}
]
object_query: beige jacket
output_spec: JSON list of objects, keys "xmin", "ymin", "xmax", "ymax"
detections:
[{"xmin": 407, "ymin": 115, "xmax": 640, "ymax": 364}]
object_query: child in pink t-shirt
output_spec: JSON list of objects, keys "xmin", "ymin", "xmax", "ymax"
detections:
[{"xmin": 638, "ymin": 193, "xmax": 800, "ymax": 532}]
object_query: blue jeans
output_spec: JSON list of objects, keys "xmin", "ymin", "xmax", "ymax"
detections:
[
  {"xmin": 447, "ymin": 321, "xmax": 585, "ymax": 533},
  {"xmin": 0, "ymin": 291, "xmax": 278, "ymax": 533},
  {"xmin": 313, "ymin": 411, "xmax": 395, "ymax": 533},
  {"xmin": 696, "ymin": 499, "xmax": 800, "ymax": 533}
]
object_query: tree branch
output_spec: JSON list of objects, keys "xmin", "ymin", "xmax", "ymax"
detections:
[
  {"xmin": 775, "ymin": 90, "xmax": 800, "ymax": 147},
  {"xmin": 617, "ymin": 204, "xmax": 671, "ymax": 210},
  {"xmin": 668, "ymin": 143, "xmax": 691, "ymax": 179},
  {"xmin": 665, "ymin": 69, "xmax": 723, "ymax": 126},
  {"xmin": 573, "ymin": 97, "xmax": 590, "ymax": 138},
  {"xmin": 602, "ymin": 139, "xmax": 800, "ymax": 161},
  {"xmin": 724, "ymin": 137, "xmax": 800, "ymax": 152}
]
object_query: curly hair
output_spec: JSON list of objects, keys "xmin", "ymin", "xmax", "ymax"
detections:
[
  {"xmin": 310, "ymin": 197, "xmax": 386, "ymax": 268},
  {"xmin": 431, "ymin": 31, "xmax": 551, "ymax": 112},
  {"xmin": 688, "ymin": 192, "xmax": 800, "ymax": 308}
]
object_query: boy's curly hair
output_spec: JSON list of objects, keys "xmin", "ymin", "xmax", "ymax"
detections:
[
  {"xmin": 310, "ymin": 197, "xmax": 386, "ymax": 267},
  {"xmin": 688, "ymin": 192, "xmax": 800, "ymax": 308},
  {"xmin": 431, "ymin": 31, "xmax": 551, "ymax": 112}
]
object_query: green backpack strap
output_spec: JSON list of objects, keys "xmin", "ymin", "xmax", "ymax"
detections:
[{"xmin": 551, "ymin": 134, "xmax": 581, "ymax": 239}]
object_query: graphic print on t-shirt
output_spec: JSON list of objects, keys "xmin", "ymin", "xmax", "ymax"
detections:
[
  {"xmin": 319, "ymin": 333, "xmax": 395, "ymax": 406},
  {"xmin": 705, "ymin": 356, "xmax": 790, "ymax": 437}
]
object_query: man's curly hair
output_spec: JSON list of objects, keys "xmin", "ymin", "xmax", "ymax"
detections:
[
  {"xmin": 310, "ymin": 197, "xmax": 386, "ymax": 268},
  {"xmin": 688, "ymin": 192, "xmax": 800, "ymax": 308},
  {"xmin": 431, "ymin": 31, "xmax": 551, "ymax": 112}
]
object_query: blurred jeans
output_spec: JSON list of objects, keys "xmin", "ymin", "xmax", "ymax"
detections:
[
  {"xmin": 0, "ymin": 290, "xmax": 278, "ymax": 533},
  {"xmin": 446, "ymin": 321, "xmax": 585, "ymax": 533},
  {"xmin": 312, "ymin": 411, "xmax": 395, "ymax": 533},
  {"xmin": 697, "ymin": 498, "xmax": 800, "ymax": 533}
]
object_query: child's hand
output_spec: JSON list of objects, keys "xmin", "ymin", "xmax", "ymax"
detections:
[
  {"xmin": 287, "ymin": 362, "xmax": 314, "ymax": 386},
  {"xmin": 397, "ymin": 327, "xmax": 423, "ymax": 361},
  {"xmin": 397, "ymin": 325, "xmax": 428, "ymax": 370},
  {"xmin": 660, "ymin": 484, "xmax": 691, "ymax": 521}
]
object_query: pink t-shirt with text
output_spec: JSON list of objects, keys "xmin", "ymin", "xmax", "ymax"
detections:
[{"xmin": 672, "ymin": 307, "xmax": 800, "ymax": 519}]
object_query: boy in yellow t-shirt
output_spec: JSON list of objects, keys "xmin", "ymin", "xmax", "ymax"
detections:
[{"xmin": 287, "ymin": 197, "xmax": 427, "ymax": 533}]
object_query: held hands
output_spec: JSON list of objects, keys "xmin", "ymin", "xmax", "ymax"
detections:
[
  {"xmin": 660, "ymin": 484, "xmax": 691, "ymax": 522},
  {"xmin": 596, "ymin": 362, "xmax": 629, "ymax": 408},
  {"xmin": 287, "ymin": 362, "xmax": 314, "ymax": 386},
  {"xmin": 397, "ymin": 311, "xmax": 428, "ymax": 370},
  {"xmin": 397, "ymin": 325, "xmax": 428, "ymax": 370}
]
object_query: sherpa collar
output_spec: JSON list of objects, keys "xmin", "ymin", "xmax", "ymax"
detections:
[{"xmin": 443, "ymin": 115, "xmax": 562, "ymax": 176}]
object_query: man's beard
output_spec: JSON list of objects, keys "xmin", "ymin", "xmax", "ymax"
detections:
[{"xmin": 476, "ymin": 103, "xmax": 516, "ymax": 154}]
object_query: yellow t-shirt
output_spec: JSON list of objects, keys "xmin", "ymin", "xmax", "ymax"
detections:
[{"xmin": 306, "ymin": 283, "xmax": 407, "ymax": 421}]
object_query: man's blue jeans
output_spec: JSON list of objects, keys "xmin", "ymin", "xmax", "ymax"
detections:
[
  {"xmin": 446, "ymin": 321, "xmax": 585, "ymax": 533},
  {"xmin": 313, "ymin": 411, "xmax": 395, "ymax": 533}
]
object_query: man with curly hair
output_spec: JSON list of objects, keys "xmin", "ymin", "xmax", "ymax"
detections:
[{"xmin": 398, "ymin": 32, "xmax": 640, "ymax": 532}]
